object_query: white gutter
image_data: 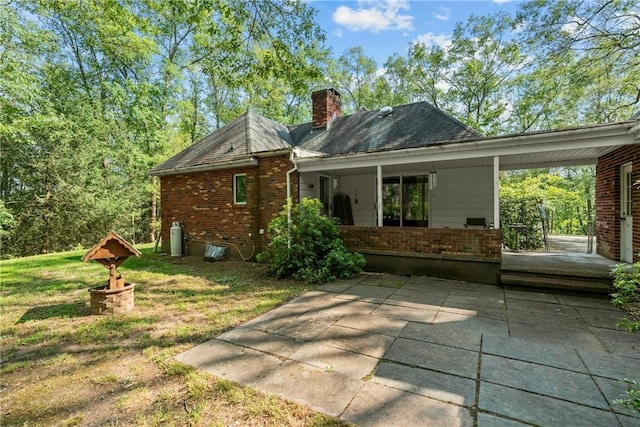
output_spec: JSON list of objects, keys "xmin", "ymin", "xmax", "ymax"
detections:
[
  {"xmin": 150, "ymin": 157, "xmax": 258, "ymax": 177},
  {"xmin": 286, "ymin": 149, "xmax": 298, "ymax": 247}
]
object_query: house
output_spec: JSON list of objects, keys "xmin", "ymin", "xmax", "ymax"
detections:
[{"xmin": 150, "ymin": 88, "xmax": 640, "ymax": 284}]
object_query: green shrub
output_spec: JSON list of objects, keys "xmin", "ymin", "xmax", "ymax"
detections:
[
  {"xmin": 614, "ymin": 379, "xmax": 640, "ymax": 413},
  {"xmin": 610, "ymin": 261, "xmax": 640, "ymax": 333},
  {"xmin": 610, "ymin": 261, "xmax": 639, "ymax": 413},
  {"xmin": 257, "ymin": 198, "xmax": 365, "ymax": 284}
]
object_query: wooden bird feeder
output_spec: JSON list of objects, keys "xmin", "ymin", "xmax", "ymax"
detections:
[{"xmin": 83, "ymin": 231, "xmax": 141, "ymax": 314}]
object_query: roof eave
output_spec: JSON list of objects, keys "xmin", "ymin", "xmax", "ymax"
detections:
[{"xmin": 149, "ymin": 157, "xmax": 258, "ymax": 177}]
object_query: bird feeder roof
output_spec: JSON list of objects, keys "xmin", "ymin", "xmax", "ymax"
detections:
[{"xmin": 82, "ymin": 231, "xmax": 141, "ymax": 262}]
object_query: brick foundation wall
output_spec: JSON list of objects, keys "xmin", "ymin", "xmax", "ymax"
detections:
[
  {"xmin": 339, "ymin": 226, "xmax": 502, "ymax": 261},
  {"xmin": 596, "ymin": 145, "xmax": 640, "ymax": 262},
  {"xmin": 159, "ymin": 154, "xmax": 297, "ymax": 258}
]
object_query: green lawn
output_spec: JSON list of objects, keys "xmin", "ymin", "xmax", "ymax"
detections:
[{"xmin": 0, "ymin": 246, "xmax": 350, "ymax": 426}]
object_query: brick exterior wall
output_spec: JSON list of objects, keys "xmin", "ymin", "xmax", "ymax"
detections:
[
  {"xmin": 596, "ymin": 145, "xmax": 640, "ymax": 262},
  {"xmin": 159, "ymin": 154, "xmax": 297, "ymax": 258},
  {"xmin": 339, "ymin": 226, "xmax": 502, "ymax": 261}
]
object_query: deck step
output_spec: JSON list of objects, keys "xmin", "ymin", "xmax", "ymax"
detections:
[{"xmin": 500, "ymin": 271, "xmax": 613, "ymax": 294}]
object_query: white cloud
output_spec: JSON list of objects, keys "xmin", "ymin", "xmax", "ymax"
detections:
[
  {"xmin": 492, "ymin": 0, "xmax": 512, "ymax": 4},
  {"xmin": 561, "ymin": 16, "xmax": 585, "ymax": 36},
  {"xmin": 334, "ymin": 28, "xmax": 344, "ymax": 38},
  {"xmin": 434, "ymin": 6, "xmax": 450, "ymax": 21},
  {"xmin": 332, "ymin": 0, "xmax": 414, "ymax": 33},
  {"xmin": 414, "ymin": 32, "xmax": 452, "ymax": 50}
]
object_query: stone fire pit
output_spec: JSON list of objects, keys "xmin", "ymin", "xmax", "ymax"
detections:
[{"xmin": 82, "ymin": 231, "xmax": 141, "ymax": 315}]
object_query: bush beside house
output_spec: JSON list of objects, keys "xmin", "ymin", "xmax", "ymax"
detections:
[{"xmin": 257, "ymin": 198, "xmax": 365, "ymax": 284}]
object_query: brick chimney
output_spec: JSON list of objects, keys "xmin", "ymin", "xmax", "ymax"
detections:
[{"xmin": 312, "ymin": 88, "xmax": 341, "ymax": 130}]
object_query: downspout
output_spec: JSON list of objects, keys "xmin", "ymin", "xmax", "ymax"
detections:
[{"xmin": 286, "ymin": 149, "xmax": 298, "ymax": 248}]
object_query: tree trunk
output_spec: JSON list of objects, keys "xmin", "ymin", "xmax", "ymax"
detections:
[{"xmin": 150, "ymin": 176, "xmax": 157, "ymax": 243}]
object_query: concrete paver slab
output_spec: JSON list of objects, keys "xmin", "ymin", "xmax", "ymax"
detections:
[
  {"xmin": 314, "ymin": 325, "xmax": 395, "ymax": 358},
  {"xmin": 508, "ymin": 321, "xmax": 608, "ymax": 351},
  {"xmin": 216, "ymin": 328, "xmax": 305, "ymax": 358},
  {"xmin": 274, "ymin": 310, "xmax": 344, "ymax": 341},
  {"xmin": 578, "ymin": 350, "xmax": 640, "ymax": 379},
  {"xmin": 384, "ymin": 337, "xmax": 479, "ymax": 379},
  {"xmin": 507, "ymin": 309, "xmax": 589, "ymax": 333},
  {"xmin": 175, "ymin": 339, "xmax": 281, "ymax": 387},
  {"xmin": 555, "ymin": 293, "xmax": 615, "ymax": 309},
  {"xmin": 400, "ymin": 321, "xmax": 481, "ymax": 351},
  {"xmin": 506, "ymin": 298, "xmax": 580, "ymax": 316},
  {"xmin": 335, "ymin": 284, "xmax": 397, "ymax": 303},
  {"xmin": 342, "ymin": 381, "xmax": 474, "ymax": 427},
  {"xmin": 393, "ymin": 287, "xmax": 450, "ymax": 302},
  {"xmin": 434, "ymin": 311, "xmax": 509, "ymax": 337},
  {"xmin": 239, "ymin": 307, "xmax": 299, "ymax": 333},
  {"xmin": 335, "ymin": 313, "xmax": 407, "ymax": 336},
  {"xmin": 619, "ymin": 413, "xmax": 640, "ymax": 427},
  {"xmin": 577, "ymin": 306, "xmax": 629, "ymax": 328},
  {"xmin": 254, "ymin": 360, "xmax": 364, "ymax": 417},
  {"xmin": 289, "ymin": 341, "xmax": 378, "ymax": 379},
  {"xmin": 506, "ymin": 307, "xmax": 589, "ymax": 331},
  {"xmin": 482, "ymin": 334, "xmax": 586, "ymax": 372},
  {"xmin": 384, "ymin": 295, "xmax": 443, "ymax": 311},
  {"xmin": 447, "ymin": 286, "xmax": 505, "ymax": 299},
  {"xmin": 371, "ymin": 302, "xmax": 438, "ymax": 323},
  {"xmin": 316, "ymin": 281, "xmax": 355, "ymax": 293},
  {"xmin": 592, "ymin": 376, "xmax": 640, "ymax": 419},
  {"xmin": 439, "ymin": 302, "xmax": 508, "ymax": 322},
  {"xmin": 373, "ymin": 361, "xmax": 476, "ymax": 405},
  {"xmin": 479, "ymin": 381, "xmax": 620, "ymax": 427},
  {"xmin": 477, "ymin": 413, "xmax": 531, "ymax": 426},
  {"xmin": 481, "ymin": 354, "xmax": 609, "ymax": 408},
  {"xmin": 504, "ymin": 288, "xmax": 559, "ymax": 303},
  {"xmin": 589, "ymin": 327, "xmax": 640, "ymax": 357}
]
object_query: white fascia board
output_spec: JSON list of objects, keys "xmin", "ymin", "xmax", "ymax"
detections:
[
  {"xmin": 296, "ymin": 123, "xmax": 635, "ymax": 172},
  {"xmin": 294, "ymin": 147, "xmax": 326, "ymax": 158},
  {"xmin": 150, "ymin": 157, "xmax": 258, "ymax": 177}
]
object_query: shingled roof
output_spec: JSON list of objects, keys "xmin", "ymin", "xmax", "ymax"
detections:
[
  {"xmin": 290, "ymin": 101, "xmax": 482, "ymax": 155},
  {"xmin": 150, "ymin": 101, "xmax": 482, "ymax": 176},
  {"xmin": 150, "ymin": 111, "xmax": 293, "ymax": 176}
]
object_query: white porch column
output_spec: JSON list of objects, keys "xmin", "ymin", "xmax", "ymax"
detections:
[
  {"xmin": 377, "ymin": 165, "xmax": 383, "ymax": 227},
  {"xmin": 493, "ymin": 156, "xmax": 500, "ymax": 228}
]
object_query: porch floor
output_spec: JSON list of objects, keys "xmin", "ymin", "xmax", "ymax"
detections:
[
  {"xmin": 500, "ymin": 235, "xmax": 622, "ymax": 292},
  {"xmin": 501, "ymin": 251, "xmax": 618, "ymax": 278}
]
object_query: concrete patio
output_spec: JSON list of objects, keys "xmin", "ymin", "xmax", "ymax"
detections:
[{"xmin": 177, "ymin": 273, "xmax": 640, "ymax": 426}]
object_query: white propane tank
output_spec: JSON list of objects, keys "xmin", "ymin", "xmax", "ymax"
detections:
[{"xmin": 170, "ymin": 222, "xmax": 182, "ymax": 256}]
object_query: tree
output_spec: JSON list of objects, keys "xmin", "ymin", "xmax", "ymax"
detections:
[
  {"xmin": 1, "ymin": 0, "xmax": 327, "ymax": 257},
  {"xmin": 328, "ymin": 47, "xmax": 378, "ymax": 112},
  {"xmin": 516, "ymin": 0, "xmax": 640, "ymax": 124}
]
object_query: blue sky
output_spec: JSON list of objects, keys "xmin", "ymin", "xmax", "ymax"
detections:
[{"xmin": 309, "ymin": 0, "xmax": 521, "ymax": 65}]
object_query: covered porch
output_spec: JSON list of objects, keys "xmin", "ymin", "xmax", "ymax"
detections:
[{"xmin": 294, "ymin": 122, "xmax": 636, "ymax": 288}]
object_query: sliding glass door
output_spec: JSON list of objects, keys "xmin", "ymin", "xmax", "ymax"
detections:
[{"xmin": 382, "ymin": 175, "xmax": 429, "ymax": 227}]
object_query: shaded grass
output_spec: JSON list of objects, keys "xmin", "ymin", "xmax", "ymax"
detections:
[{"xmin": 0, "ymin": 246, "xmax": 352, "ymax": 426}]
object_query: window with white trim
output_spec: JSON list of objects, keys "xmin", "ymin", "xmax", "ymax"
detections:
[{"xmin": 234, "ymin": 174, "xmax": 246, "ymax": 205}]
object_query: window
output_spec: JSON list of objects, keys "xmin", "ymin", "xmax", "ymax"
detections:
[
  {"xmin": 382, "ymin": 175, "xmax": 429, "ymax": 227},
  {"xmin": 234, "ymin": 174, "xmax": 246, "ymax": 205}
]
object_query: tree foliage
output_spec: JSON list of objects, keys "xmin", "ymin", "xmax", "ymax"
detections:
[{"xmin": 1, "ymin": 0, "xmax": 326, "ymax": 257}]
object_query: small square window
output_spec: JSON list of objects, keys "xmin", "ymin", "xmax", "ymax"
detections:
[{"xmin": 234, "ymin": 174, "xmax": 246, "ymax": 205}]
